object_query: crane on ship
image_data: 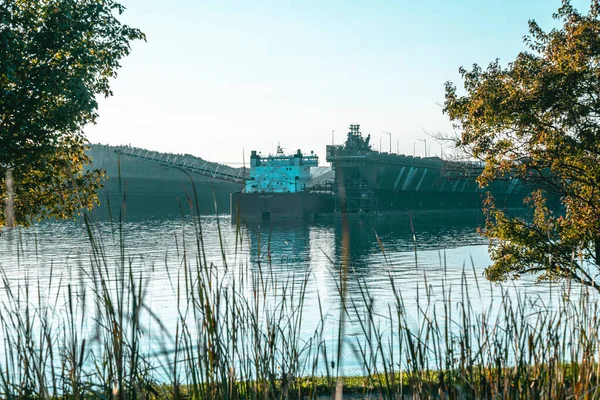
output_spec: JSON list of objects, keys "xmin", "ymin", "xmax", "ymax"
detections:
[{"xmin": 114, "ymin": 147, "xmax": 249, "ymax": 184}]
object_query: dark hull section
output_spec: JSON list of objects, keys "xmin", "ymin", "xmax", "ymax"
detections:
[
  {"xmin": 231, "ymin": 192, "xmax": 335, "ymax": 222},
  {"xmin": 344, "ymin": 188, "xmax": 525, "ymax": 214}
]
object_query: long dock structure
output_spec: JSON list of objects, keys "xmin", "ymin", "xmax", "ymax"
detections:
[{"xmin": 114, "ymin": 147, "xmax": 249, "ymax": 184}]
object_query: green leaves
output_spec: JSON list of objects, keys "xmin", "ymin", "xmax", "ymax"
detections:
[
  {"xmin": 445, "ymin": 0, "xmax": 600, "ymax": 290},
  {"xmin": 0, "ymin": 0, "xmax": 144, "ymax": 227}
]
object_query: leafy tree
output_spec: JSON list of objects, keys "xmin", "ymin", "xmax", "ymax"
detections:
[
  {"xmin": 0, "ymin": 0, "xmax": 144, "ymax": 227},
  {"xmin": 444, "ymin": 0, "xmax": 600, "ymax": 290}
]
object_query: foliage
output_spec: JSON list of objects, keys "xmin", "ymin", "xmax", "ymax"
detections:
[
  {"xmin": 444, "ymin": 0, "xmax": 600, "ymax": 290},
  {"xmin": 0, "ymin": 0, "xmax": 144, "ymax": 227}
]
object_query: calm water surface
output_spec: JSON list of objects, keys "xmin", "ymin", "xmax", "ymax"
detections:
[{"xmin": 0, "ymin": 214, "xmax": 565, "ymax": 375}]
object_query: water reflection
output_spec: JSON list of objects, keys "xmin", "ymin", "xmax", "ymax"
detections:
[
  {"xmin": 241, "ymin": 214, "xmax": 487, "ymax": 272},
  {"xmin": 244, "ymin": 221, "xmax": 312, "ymax": 267}
]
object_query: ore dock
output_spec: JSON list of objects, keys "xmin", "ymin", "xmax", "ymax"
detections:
[
  {"xmin": 114, "ymin": 124, "xmax": 527, "ymax": 222},
  {"xmin": 325, "ymin": 124, "xmax": 524, "ymax": 215}
]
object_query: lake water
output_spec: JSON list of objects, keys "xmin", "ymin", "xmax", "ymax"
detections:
[{"xmin": 0, "ymin": 214, "xmax": 574, "ymax": 377}]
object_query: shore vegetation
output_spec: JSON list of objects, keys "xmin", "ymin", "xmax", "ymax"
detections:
[
  {"xmin": 0, "ymin": 208, "xmax": 599, "ymax": 399},
  {"xmin": 0, "ymin": 0, "xmax": 144, "ymax": 228},
  {"xmin": 444, "ymin": 0, "xmax": 600, "ymax": 291}
]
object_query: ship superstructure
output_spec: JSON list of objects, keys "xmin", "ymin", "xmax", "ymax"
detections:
[
  {"xmin": 246, "ymin": 145, "xmax": 318, "ymax": 193},
  {"xmin": 232, "ymin": 145, "xmax": 333, "ymax": 221}
]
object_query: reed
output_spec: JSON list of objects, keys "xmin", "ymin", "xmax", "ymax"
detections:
[{"xmin": 0, "ymin": 205, "xmax": 599, "ymax": 399}]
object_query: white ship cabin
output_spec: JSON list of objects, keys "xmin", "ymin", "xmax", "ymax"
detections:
[{"xmin": 246, "ymin": 146, "xmax": 318, "ymax": 193}]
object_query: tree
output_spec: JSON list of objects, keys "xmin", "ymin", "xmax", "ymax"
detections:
[
  {"xmin": 444, "ymin": 0, "xmax": 600, "ymax": 290},
  {"xmin": 0, "ymin": 0, "xmax": 144, "ymax": 228}
]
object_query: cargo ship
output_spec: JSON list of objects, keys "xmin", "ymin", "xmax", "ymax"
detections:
[{"xmin": 230, "ymin": 145, "xmax": 334, "ymax": 221}]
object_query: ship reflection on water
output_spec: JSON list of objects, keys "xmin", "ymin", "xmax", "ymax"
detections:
[
  {"xmin": 243, "ymin": 221, "xmax": 313, "ymax": 267},
  {"xmin": 241, "ymin": 214, "xmax": 488, "ymax": 278}
]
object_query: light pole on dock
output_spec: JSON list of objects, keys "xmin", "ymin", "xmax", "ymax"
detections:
[
  {"xmin": 418, "ymin": 138, "xmax": 427, "ymax": 157},
  {"xmin": 382, "ymin": 131, "xmax": 391, "ymax": 153}
]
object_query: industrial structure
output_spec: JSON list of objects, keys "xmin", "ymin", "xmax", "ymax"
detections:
[
  {"xmin": 114, "ymin": 124, "xmax": 528, "ymax": 222},
  {"xmin": 325, "ymin": 124, "xmax": 525, "ymax": 214},
  {"xmin": 114, "ymin": 147, "xmax": 248, "ymax": 183}
]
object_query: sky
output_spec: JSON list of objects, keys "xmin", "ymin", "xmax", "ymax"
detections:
[{"xmin": 85, "ymin": 0, "xmax": 591, "ymax": 166}]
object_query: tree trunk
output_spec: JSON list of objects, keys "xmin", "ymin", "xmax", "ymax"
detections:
[
  {"xmin": 5, "ymin": 168, "xmax": 15, "ymax": 228},
  {"xmin": 596, "ymin": 237, "xmax": 600, "ymax": 268}
]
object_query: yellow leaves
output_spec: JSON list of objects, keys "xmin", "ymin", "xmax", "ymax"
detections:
[
  {"xmin": 444, "ymin": 1, "xmax": 600, "ymax": 288},
  {"xmin": 0, "ymin": 142, "xmax": 104, "ymax": 228},
  {"xmin": 1, "ymin": 0, "xmax": 144, "ymax": 219}
]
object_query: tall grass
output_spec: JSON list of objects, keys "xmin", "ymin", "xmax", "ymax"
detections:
[{"xmin": 1, "ymin": 209, "xmax": 600, "ymax": 399}]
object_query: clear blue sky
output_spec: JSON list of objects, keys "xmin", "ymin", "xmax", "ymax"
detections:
[{"xmin": 85, "ymin": 0, "xmax": 591, "ymax": 165}]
